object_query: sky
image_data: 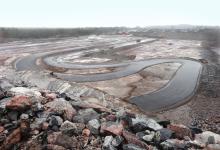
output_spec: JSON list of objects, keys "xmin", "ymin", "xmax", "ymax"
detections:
[{"xmin": 0, "ymin": 0, "xmax": 220, "ymax": 28}]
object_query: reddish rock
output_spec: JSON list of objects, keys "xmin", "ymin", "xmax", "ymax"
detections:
[
  {"xmin": 2, "ymin": 128, "xmax": 21, "ymax": 149},
  {"xmin": 6, "ymin": 96, "xmax": 32, "ymax": 111},
  {"xmin": 82, "ymin": 128, "xmax": 91, "ymax": 137},
  {"xmin": 122, "ymin": 130, "xmax": 150, "ymax": 149},
  {"xmin": 0, "ymin": 126, "xmax": 4, "ymax": 133},
  {"xmin": 168, "ymin": 124, "xmax": 193, "ymax": 139},
  {"xmin": 100, "ymin": 122, "xmax": 124, "ymax": 136}
]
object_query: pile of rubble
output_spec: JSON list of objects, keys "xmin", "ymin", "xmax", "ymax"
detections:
[{"xmin": 0, "ymin": 80, "xmax": 220, "ymax": 150}]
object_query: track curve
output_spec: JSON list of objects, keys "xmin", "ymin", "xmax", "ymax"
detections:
[{"xmin": 14, "ymin": 46, "xmax": 203, "ymax": 112}]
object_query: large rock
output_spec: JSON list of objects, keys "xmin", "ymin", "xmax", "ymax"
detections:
[
  {"xmin": 87, "ymin": 119, "xmax": 100, "ymax": 135},
  {"xmin": 160, "ymin": 139, "xmax": 188, "ymax": 150},
  {"xmin": 207, "ymin": 144, "xmax": 220, "ymax": 150},
  {"xmin": 60, "ymin": 120, "xmax": 85, "ymax": 136},
  {"xmin": 112, "ymin": 135, "xmax": 124, "ymax": 147},
  {"xmin": 132, "ymin": 116, "xmax": 163, "ymax": 131},
  {"xmin": 45, "ymin": 98, "xmax": 76, "ymax": 121},
  {"xmin": 9, "ymin": 87, "xmax": 41, "ymax": 98},
  {"xmin": 1, "ymin": 128, "xmax": 21, "ymax": 149},
  {"xmin": 142, "ymin": 132, "xmax": 155, "ymax": 142},
  {"xmin": 60, "ymin": 120, "xmax": 77, "ymax": 136},
  {"xmin": 73, "ymin": 108, "xmax": 100, "ymax": 123},
  {"xmin": 71, "ymin": 99, "xmax": 111, "ymax": 113},
  {"xmin": 101, "ymin": 122, "xmax": 124, "ymax": 136},
  {"xmin": 156, "ymin": 128, "xmax": 174, "ymax": 142},
  {"xmin": 122, "ymin": 130, "xmax": 149, "ymax": 149},
  {"xmin": 30, "ymin": 118, "xmax": 47, "ymax": 130},
  {"xmin": 194, "ymin": 131, "xmax": 220, "ymax": 147},
  {"xmin": 48, "ymin": 115, "xmax": 63, "ymax": 127},
  {"xmin": 102, "ymin": 136, "xmax": 116, "ymax": 150},
  {"xmin": 6, "ymin": 96, "xmax": 32, "ymax": 111},
  {"xmin": 47, "ymin": 132, "xmax": 78, "ymax": 149},
  {"xmin": 168, "ymin": 124, "xmax": 193, "ymax": 139},
  {"xmin": 132, "ymin": 122, "xmax": 149, "ymax": 133}
]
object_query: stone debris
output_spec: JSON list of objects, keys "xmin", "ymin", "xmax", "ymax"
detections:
[
  {"xmin": 74, "ymin": 108, "xmax": 100, "ymax": 123},
  {"xmin": 168, "ymin": 124, "xmax": 193, "ymax": 139},
  {"xmin": 0, "ymin": 82, "xmax": 219, "ymax": 149},
  {"xmin": 45, "ymin": 98, "xmax": 76, "ymax": 121},
  {"xmin": 142, "ymin": 132, "xmax": 155, "ymax": 142},
  {"xmin": 132, "ymin": 116, "xmax": 163, "ymax": 131},
  {"xmin": 47, "ymin": 132, "xmax": 78, "ymax": 149},
  {"xmin": 122, "ymin": 144, "xmax": 145, "ymax": 150},
  {"xmin": 87, "ymin": 119, "xmax": 100, "ymax": 135},
  {"xmin": 194, "ymin": 131, "xmax": 220, "ymax": 147},
  {"xmin": 1, "ymin": 128, "xmax": 21, "ymax": 149},
  {"xmin": 103, "ymin": 135, "xmax": 115, "ymax": 150},
  {"xmin": 101, "ymin": 121, "xmax": 124, "ymax": 136},
  {"xmin": 123, "ymin": 130, "xmax": 150, "ymax": 149},
  {"xmin": 9, "ymin": 87, "xmax": 41, "ymax": 98},
  {"xmin": 6, "ymin": 95, "xmax": 32, "ymax": 111},
  {"xmin": 156, "ymin": 128, "xmax": 174, "ymax": 142},
  {"xmin": 112, "ymin": 135, "xmax": 124, "ymax": 147},
  {"xmin": 60, "ymin": 120, "xmax": 85, "ymax": 136}
]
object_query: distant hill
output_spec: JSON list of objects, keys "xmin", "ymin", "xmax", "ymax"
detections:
[{"xmin": 0, "ymin": 26, "xmax": 220, "ymax": 48}]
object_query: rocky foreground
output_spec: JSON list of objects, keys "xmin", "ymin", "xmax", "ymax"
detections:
[{"xmin": 0, "ymin": 80, "xmax": 220, "ymax": 150}]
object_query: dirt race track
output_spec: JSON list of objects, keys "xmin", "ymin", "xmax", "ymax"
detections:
[{"xmin": 0, "ymin": 34, "xmax": 219, "ymax": 133}]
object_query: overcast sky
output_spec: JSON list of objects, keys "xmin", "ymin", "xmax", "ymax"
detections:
[{"xmin": 1, "ymin": 0, "xmax": 220, "ymax": 28}]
